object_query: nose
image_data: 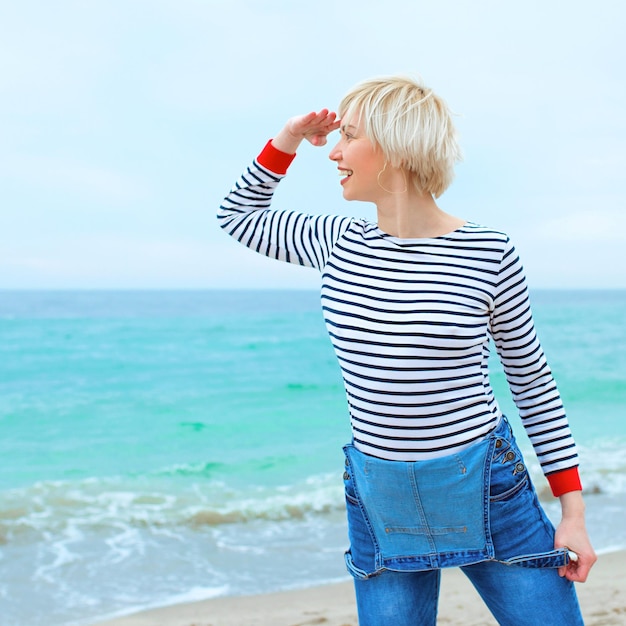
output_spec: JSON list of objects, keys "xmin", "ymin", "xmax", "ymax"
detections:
[{"xmin": 328, "ymin": 140, "xmax": 341, "ymax": 162}]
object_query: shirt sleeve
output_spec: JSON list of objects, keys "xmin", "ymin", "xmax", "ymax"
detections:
[
  {"xmin": 490, "ymin": 238, "xmax": 582, "ymax": 496},
  {"xmin": 217, "ymin": 141, "xmax": 352, "ymax": 271}
]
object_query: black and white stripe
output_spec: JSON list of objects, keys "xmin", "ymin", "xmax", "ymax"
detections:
[{"xmin": 219, "ymin": 159, "xmax": 578, "ymax": 476}]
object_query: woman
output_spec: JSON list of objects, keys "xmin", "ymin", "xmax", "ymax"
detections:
[{"xmin": 218, "ymin": 76, "xmax": 596, "ymax": 625}]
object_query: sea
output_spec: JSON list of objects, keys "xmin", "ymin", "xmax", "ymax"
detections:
[{"xmin": 1, "ymin": 289, "xmax": 625, "ymax": 626}]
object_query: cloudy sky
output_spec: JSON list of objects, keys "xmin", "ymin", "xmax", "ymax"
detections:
[{"xmin": 1, "ymin": 0, "xmax": 624, "ymax": 289}]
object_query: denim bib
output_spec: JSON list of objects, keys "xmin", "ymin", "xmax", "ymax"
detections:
[{"xmin": 343, "ymin": 418, "xmax": 571, "ymax": 578}]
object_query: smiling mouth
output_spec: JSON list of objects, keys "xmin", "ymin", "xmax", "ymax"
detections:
[{"xmin": 339, "ymin": 169, "xmax": 353, "ymax": 180}]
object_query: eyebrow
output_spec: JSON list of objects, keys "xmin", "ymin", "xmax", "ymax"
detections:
[{"xmin": 341, "ymin": 124, "xmax": 357, "ymax": 132}]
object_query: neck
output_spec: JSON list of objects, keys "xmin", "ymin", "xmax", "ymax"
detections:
[{"xmin": 376, "ymin": 191, "xmax": 465, "ymax": 239}]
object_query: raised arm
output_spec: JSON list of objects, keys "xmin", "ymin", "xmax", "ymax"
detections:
[{"xmin": 217, "ymin": 111, "xmax": 350, "ymax": 271}]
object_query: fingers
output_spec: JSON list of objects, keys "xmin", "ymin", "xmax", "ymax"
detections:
[
  {"xmin": 560, "ymin": 559, "xmax": 592, "ymax": 582},
  {"xmin": 305, "ymin": 109, "xmax": 338, "ymax": 125},
  {"xmin": 309, "ymin": 119, "xmax": 341, "ymax": 147},
  {"xmin": 310, "ymin": 112, "xmax": 340, "ymax": 147},
  {"xmin": 289, "ymin": 109, "xmax": 339, "ymax": 145},
  {"xmin": 558, "ymin": 550, "xmax": 597, "ymax": 582},
  {"xmin": 304, "ymin": 110, "xmax": 339, "ymax": 135},
  {"xmin": 572, "ymin": 549, "xmax": 597, "ymax": 582}
]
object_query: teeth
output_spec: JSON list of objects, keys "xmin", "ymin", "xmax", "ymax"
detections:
[{"xmin": 339, "ymin": 170, "xmax": 353, "ymax": 177}]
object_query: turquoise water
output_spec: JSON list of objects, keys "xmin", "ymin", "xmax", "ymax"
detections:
[{"xmin": 1, "ymin": 290, "xmax": 625, "ymax": 625}]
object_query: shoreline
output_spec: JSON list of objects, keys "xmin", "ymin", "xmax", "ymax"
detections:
[{"xmin": 91, "ymin": 550, "xmax": 625, "ymax": 626}]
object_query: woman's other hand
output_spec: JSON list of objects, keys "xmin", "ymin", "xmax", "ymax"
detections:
[{"xmin": 555, "ymin": 490, "xmax": 597, "ymax": 582}]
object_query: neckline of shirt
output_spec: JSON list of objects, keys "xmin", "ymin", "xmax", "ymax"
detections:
[{"xmin": 372, "ymin": 222, "xmax": 475, "ymax": 244}]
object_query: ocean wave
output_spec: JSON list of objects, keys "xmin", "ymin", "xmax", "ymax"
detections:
[
  {"xmin": 0, "ymin": 471, "xmax": 345, "ymax": 546},
  {"xmin": 577, "ymin": 441, "xmax": 626, "ymax": 495}
]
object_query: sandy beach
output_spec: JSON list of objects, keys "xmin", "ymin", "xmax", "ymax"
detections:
[{"xmin": 92, "ymin": 550, "xmax": 624, "ymax": 626}]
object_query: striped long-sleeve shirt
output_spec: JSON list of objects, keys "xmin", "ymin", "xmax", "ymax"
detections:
[{"xmin": 218, "ymin": 141, "xmax": 581, "ymax": 496}]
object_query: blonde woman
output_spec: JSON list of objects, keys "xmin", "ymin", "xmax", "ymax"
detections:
[{"xmin": 218, "ymin": 76, "xmax": 595, "ymax": 625}]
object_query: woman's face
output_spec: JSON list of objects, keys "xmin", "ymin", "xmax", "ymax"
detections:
[{"xmin": 329, "ymin": 113, "xmax": 386, "ymax": 204}]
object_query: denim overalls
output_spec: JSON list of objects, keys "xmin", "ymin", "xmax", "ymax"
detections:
[{"xmin": 342, "ymin": 417, "xmax": 570, "ymax": 579}]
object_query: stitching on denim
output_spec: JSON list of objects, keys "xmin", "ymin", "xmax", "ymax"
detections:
[{"xmin": 489, "ymin": 474, "xmax": 529, "ymax": 502}]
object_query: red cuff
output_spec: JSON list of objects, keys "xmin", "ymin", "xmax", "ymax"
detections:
[
  {"xmin": 257, "ymin": 140, "xmax": 296, "ymax": 175},
  {"xmin": 546, "ymin": 467, "xmax": 582, "ymax": 497}
]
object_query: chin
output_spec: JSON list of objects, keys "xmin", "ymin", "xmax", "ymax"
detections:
[{"xmin": 341, "ymin": 187, "xmax": 357, "ymax": 201}]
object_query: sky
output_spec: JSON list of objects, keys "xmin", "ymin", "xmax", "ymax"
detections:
[{"xmin": 1, "ymin": 0, "xmax": 625, "ymax": 290}]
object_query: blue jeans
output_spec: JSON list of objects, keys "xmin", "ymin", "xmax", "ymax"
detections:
[
  {"xmin": 353, "ymin": 561, "xmax": 582, "ymax": 625},
  {"xmin": 343, "ymin": 419, "xmax": 584, "ymax": 625}
]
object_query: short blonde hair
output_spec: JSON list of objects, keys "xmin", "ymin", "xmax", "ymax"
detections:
[{"xmin": 339, "ymin": 75, "xmax": 462, "ymax": 198}]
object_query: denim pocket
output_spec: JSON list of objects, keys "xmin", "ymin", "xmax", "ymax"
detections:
[{"xmin": 489, "ymin": 434, "xmax": 529, "ymax": 502}]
